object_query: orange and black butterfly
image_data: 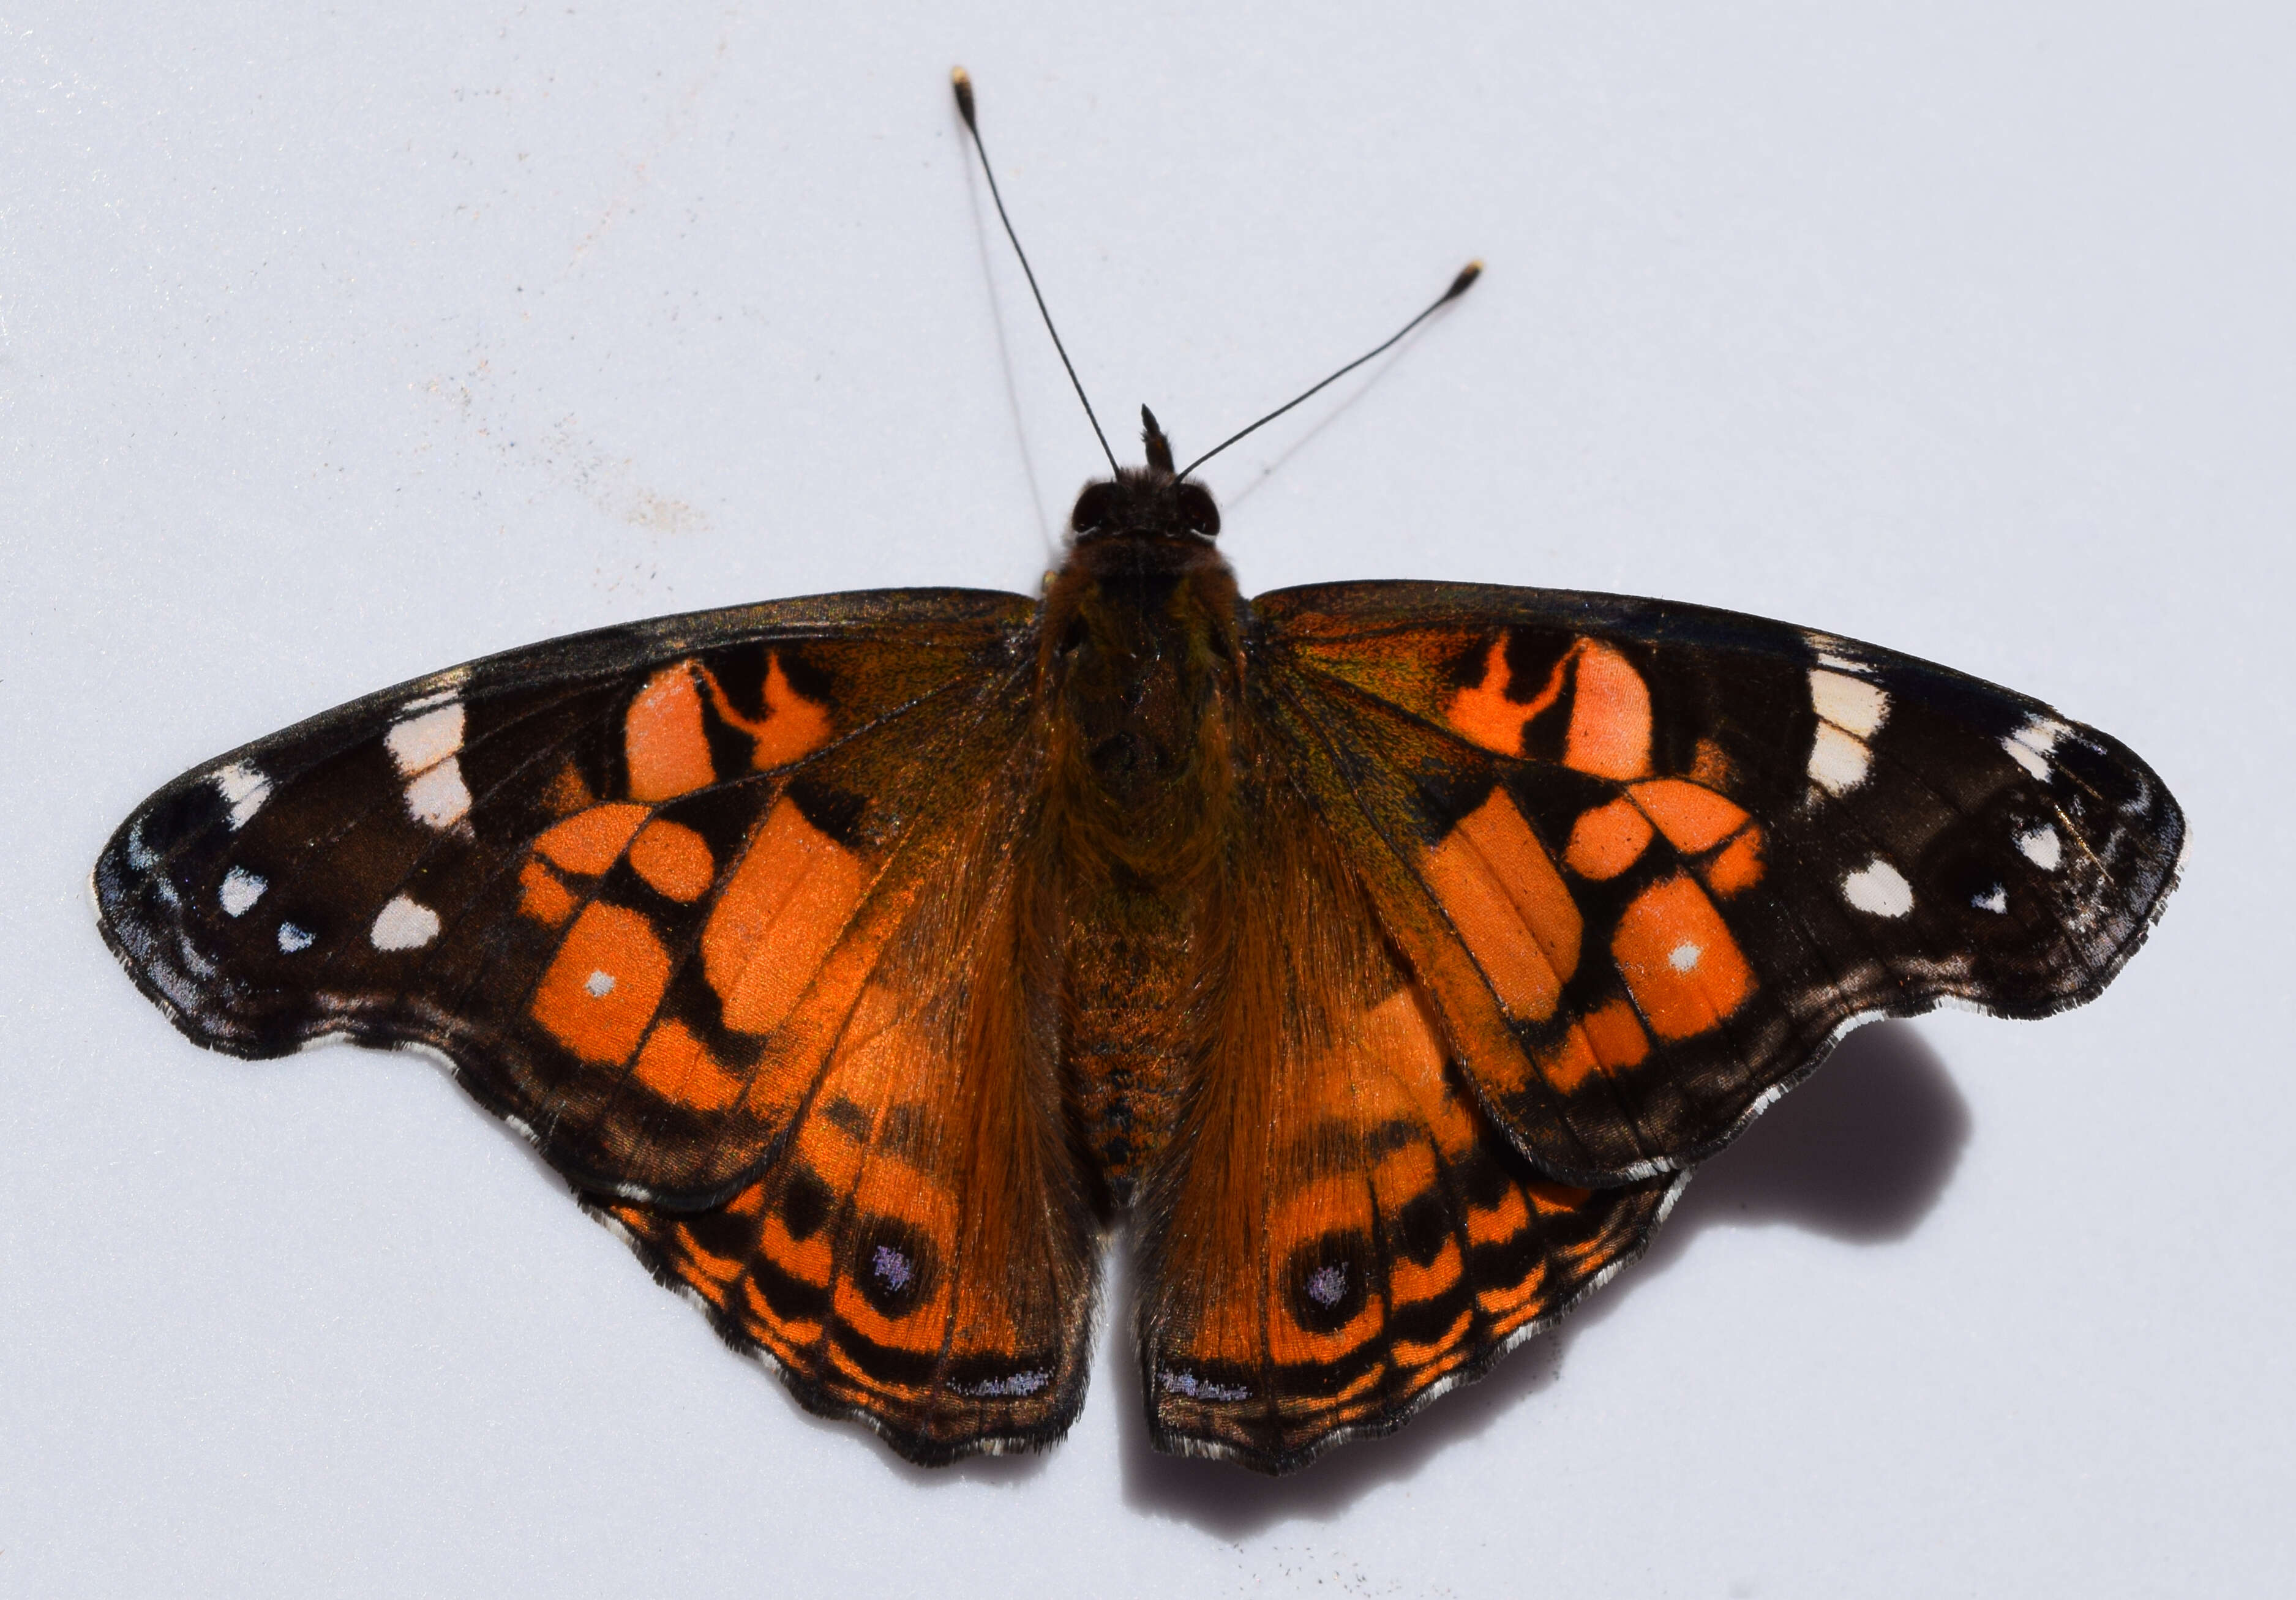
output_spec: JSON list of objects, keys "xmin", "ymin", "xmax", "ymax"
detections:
[{"xmin": 93, "ymin": 72, "xmax": 2182, "ymax": 1475}]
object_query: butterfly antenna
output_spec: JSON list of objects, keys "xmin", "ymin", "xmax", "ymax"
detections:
[
  {"xmin": 1177, "ymin": 261, "xmax": 1483, "ymax": 478},
  {"xmin": 952, "ymin": 67, "xmax": 1120, "ymax": 476}
]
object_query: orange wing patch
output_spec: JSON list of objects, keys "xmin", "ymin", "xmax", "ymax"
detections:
[
  {"xmin": 1564, "ymin": 798, "xmax": 1654, "ymax": 880},
  {"xmin": 1630, "ymin": 779, "xmax": 1746, "ymax": 854},
  {"xmin": 531, "ymin": 903, "xmax": 673, "ymax": 1064},
  {"xmin": 629, "ymin": 818, "xmax": 715, "ymax": 902},
  {"xmin": 625, "ymin": 667, "xmax": 718, "ymax": 802},
  {"xmin": 1447, "ymin": 638, "xmax": 1568, "ymax": 755},
  {"xmin": 1703, "ymin": 828, "xmax": 1765, "ymax": 897},
  {"xmin": 625, "ymin": 651, "xmax": 838, "ymax": 803},
  {"xmin": 534, "ymin": 803, "xmax": 649, "ymax": 875},
  {"xmin": 702, "ymin": 797, "xmax": 869, "ymax": 1037},
  {"xmin": 1612, "ymin": 873, "xmax": 1755, "ymax": 1041},
  {"xmin": 1444, "ymin": 635, "xmax": 1652, "ymax": 780},
  {"xmin": 1564, "ymin": 641, "xmax": 1652, "ymax": 780},
  {"xmin": 1420, "ymin": 789, "xmax": 1580, "ymax": 1022},
  {"xmin": 743, "ymin": 654, "xmax": 836, "ymax": 769},
  {"xmin": 1556, "ymin": 778, "xmax": 1766, "ymax": 904},
  {"xmin": 518, "ymin": 858, "xmax": 579, "ymax": 927},
  {"xmin": 631, "ymin": 1018, "xmax": 745, "ymax": 1113}
]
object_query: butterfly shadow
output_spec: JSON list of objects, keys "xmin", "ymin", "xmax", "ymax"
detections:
[{"xmin": 1112, "ymin": 1018, "xmax": 1971, "ymax": 1534}]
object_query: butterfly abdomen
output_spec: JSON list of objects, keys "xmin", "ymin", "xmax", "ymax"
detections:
[{"xmin": 1034, "ymin": 480, "xmax": 1250, "ymax": 1205}]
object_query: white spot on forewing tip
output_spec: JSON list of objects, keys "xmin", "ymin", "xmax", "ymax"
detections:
[
  {"xmin": 370, "ymin": 894, "xmax": 441, "ymax": 951},
  {"xmin": 1807, "ymin": 723, "xmax": 1872, "ymax": 794},
  {"xmin": 212, "ymin": 762, "xmax": 271, "ymax": 829},
  {"xmin": 2003, "ymin": 715, "xmax": 2069, "ymax": 780},
  {"xmin": 386, "ymin": 701, "xmax": 465, "ymax": 777},
  {"xmin": 404, "ymin": 758, "xmax": 472, "ymax": 830},
  {"xmin": 2014, "ymin": 715, "xmax": 2070, "ymax": 753},
  {"xmin": 2018, "ymin": 823, "xmax": 2063, "ymax": 871},
  {"xmin": 277, "ymin": 921, "xmax": 315, "ymax": 952},
  {"xmin": 219, "ymin": 867, "xmax": 267, "ymax": 916},
  {"xmin": 1805, "ymin": 636, "xmax": 1863, "ymax": 673},
  {"xmin": 2000, "ymin": 736, "xmax": 2050, "ymax": 780},
  {"xmin": 1842, "ymin": 859, "xmax": 1915, "ymax": 918},
  {"xmin": 1973, "ymin": 886, "xmax": 2008, "ymax": 914},
  {"xmin": 1809, "ymin": 669, "xmax": 1889, "ymax": 738}
]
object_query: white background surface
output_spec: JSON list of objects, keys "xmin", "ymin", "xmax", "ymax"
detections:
[{"xmin": 4, "ymin": 4, "xmax": 2288, "ymax": 1595}]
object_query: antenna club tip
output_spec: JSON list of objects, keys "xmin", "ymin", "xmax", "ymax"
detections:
[
  {"xmin": 1447, "ymin": 260, "xmax": 1484, "ymax": 299},
  {"xmin": 950, "ymin": 67, "xmax": 977, "ymax": 126}
]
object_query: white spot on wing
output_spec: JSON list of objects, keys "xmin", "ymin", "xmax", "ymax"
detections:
[
  {"xmin": 219, "ymin": 867, "xmax": 267, "ymax": 917},
  {"xmin": 1161, "ymin": 1369, "xmax": 1251, "ymax": 1402},
  {"xmin": 212, "ymin": 762, "xmax": 272, "ymax": 829},
  {"xmin": 370, "ymin": 894, "xmax": 441, "ymax": 951},
  {"xmin": 872, "ymin": 1244, "xmax": 913, "ymax": 1290},
  {"xmin": 1842, "ymin": 859, "xmax": 1915, "ymax": 918},
  {"xmin": 584, "ymin": 970, "xmax": 616, "ymax": 998},
  {"xmin": 1973, "ymin": 885, "xmax": 2008, "ymax": 914},
  {"xmin": 2017, "ymin": 823, "xmax": 2063, "ymax": 871},
  {"xmin": 404, "ymin": 758, "xmax": 472, "ymax": 830},
  {"xmin": 2001, "ymin": 715, "xmax": 2069, "ymax": 780},
  {"xmin": 277, "ymin": 921, "xmax": 315, "ymax": 952},
  {"xmin": 954, "ymin": 1369, "xmax": 1051, "ymax": 1399},
  {"xmin": 1807, "ymin": 722, "xmax": 1872, "ymax": 794},
  {"xmin": 1667, "ymin": 941, "xmax": 1702, "ymax": 972},
  {"xmin": 1810, "ymin": 669, "xmax": 1889, "ymax": 738},
  {"xmin": 1804, "ymin": 635, "xmax": 1864, "ymax": 673},
  {"xmin": 2000, "ymin": 737, "xmax": 2049, "ymax": 779},
  {"xmin": 386, "ymin": 701, "xmax": 465, "ymax": 776}
]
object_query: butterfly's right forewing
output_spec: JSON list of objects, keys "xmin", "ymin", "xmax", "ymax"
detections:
[{"xmin": 1255, "ymin": 581, "xmax": 2183, "ymax": 1184}]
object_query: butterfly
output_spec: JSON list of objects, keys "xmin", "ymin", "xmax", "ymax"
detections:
[{"xmin": 92, "ymin": 70, "xmax": 2183, "ymax": 1475}]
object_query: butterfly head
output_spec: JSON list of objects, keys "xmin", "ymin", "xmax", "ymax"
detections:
[{"xmin": 1068, "ymin": 406, "xmax": 1221, "ymax": 546}]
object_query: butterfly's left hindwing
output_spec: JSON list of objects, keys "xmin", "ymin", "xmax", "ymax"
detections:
[{"xmin": 1255, "ymin": 581, "xmax": 2185, "ymax": 1185}]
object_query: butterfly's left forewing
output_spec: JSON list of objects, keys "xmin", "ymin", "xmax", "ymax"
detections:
[
  {"xmin": 93, "ymin": 589, "xmax": 1036, "ymax": 1200},
  {"xmin": 1255, "ymin": 581, "xmax": 2185, "ymax": 1184}
]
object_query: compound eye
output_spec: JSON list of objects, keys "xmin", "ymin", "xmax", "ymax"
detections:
[
  {"xmin": 1070, "ymin": 482, "xmax": 1121, "ymax": 536},
  {"xmin": 1175, "ymin": 483, "xmax": 1221, "ymax": 540}
]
